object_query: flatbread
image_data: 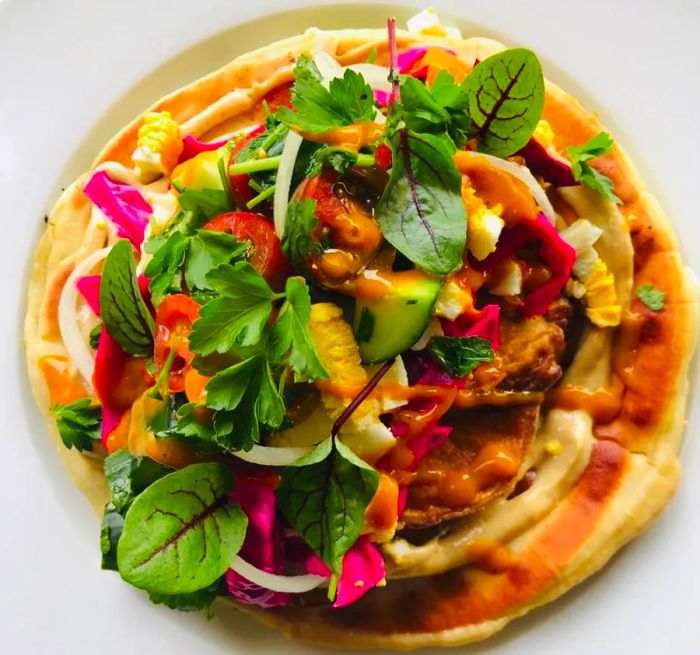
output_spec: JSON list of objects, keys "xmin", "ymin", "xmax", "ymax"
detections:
[{"xmin": 23, "ymin": 27, "xmax": 698, "ymax": 649}]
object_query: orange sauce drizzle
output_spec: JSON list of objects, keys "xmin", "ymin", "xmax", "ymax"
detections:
[
  {"xmin": 299, "ymin": 121, "xmax": 384, "ymax": 150},
  {"xmin": 38, "ymin": 355, "xmax": 87, "ymax": 406},
  {"xmin": 549, "ymin": 375, "xmax": 624, "ymax": 424},
  {"xmin": 416, "ymin": 442, "xmax": 519, "ymax": 509}
]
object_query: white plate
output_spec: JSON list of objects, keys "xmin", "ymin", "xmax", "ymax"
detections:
[{"xmin": 1, "ymin": 1, "xmax": 698, "ymax": 653}]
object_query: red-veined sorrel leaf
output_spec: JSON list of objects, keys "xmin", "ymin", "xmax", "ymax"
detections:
[
  {"xmin": 375, "ymin": 129, "xmax": 466, "ymax": 275},
  {"xmin": 467, "ymin": 48, "xmax": 545, "ymax": 157},
  {"xmin": 117, "ymin": 463, "xmax": 247, "ymax": 594}
]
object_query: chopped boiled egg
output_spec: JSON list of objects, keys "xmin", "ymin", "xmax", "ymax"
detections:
[
  {"xmin": 560, "ymin": 219, "xmax": 621, "ymax": 327},
  {"xmin": 435, "ymin": 281, "xmax": 473, "ymax": 320},
  {"xmin": 132, "ymin": 111, "xmax": 183, "ymax": 183},
  {"xmin": 468, "ymin": 206, "xmax": 505, "ymax": 261},
  {"xmin": 407, "ymin": 8, "xmax": 457, "ymax": 37},
  {"xmin": 488, "ymin": 258, "xmax": 523, "ymax": 296}
]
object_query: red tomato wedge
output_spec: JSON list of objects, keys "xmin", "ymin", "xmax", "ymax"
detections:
[
  {"xmin": 153, "ymin": 294, "xmax": 200, "ymax": 393},
  {"xmin": 204, "ymin": 211, "xmax": 290, "ymax": 290}
]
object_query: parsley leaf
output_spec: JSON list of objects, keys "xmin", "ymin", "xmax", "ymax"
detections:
[
  {"xmin": 270, "ymin": 277, "xmax": 328, "ymax": 381},
  {"xmin": 145, "ymin": 229, "xmax": 247, "ymax": 305},
  {"xmin": 52, "ymin": 398, "xmax": 101, "ymax": 451},
  {"xmin": 280, "ymin": 199, "xmax": 318, "ymax": 269},
  {"xmin": 567, "ymin": 132, "xmax": 621, "ymax": 204},
  {"xmin": 276, "ymin": 55, "xmax": 375, "ymax": 133},
  {"xmin": 104, "ymin": 448, "xmax": 174, "ymax": 514},
  {"xmin": 204, "ymin": 352, "xmax": 285, "ymax": 450},
  {"xmin": 189, "ymin": 262, "xmax": 280, "ymax": 355},
  {"xmin": 277, "ymin": 437, "xmax": 379, "ymax": 581},
  {"xmin": 636, "ymin": 283, "xmax": 666, "ymax": 312},
  {"xmin": 184, "ymin": 230, "xmax": 247, "ymax": 290},
  {"xmin": 144, "ymin": 232, "xmax": 188, "ymax": 305},
  {"xmin": 400, "ymin": 71, "xmax": 471, "ymax": 148},
  {"xmin": 177, "ymin": 187, "xmax": 232, "ymax": 221},
  {"xmin": 158, "ymin": 402, "xmax": 216, "ymax": 443},
  {"xmin": 305, "ymin": 147, "xmax": 361, "ymax": 178},
  {"xmin": 100, "ymin": 240, "xmax": 155, "ymax": 355},
  {"xmin": 428, "ymin": 336, "xmax": 494, "ymax": 377}
]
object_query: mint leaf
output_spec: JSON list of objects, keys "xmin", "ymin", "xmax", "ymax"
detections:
[
  {"xmin": 204, "ymin": 353, "xmax": 285, "ymax": 450},
  {"xmin": 281, "ymin": 199, "xmax": 318, "ymax": 270},
  {"xmin": 104, "ymin": 448, "xmax": 174, "ymax": 514},
  {"xmin": 466, "ymin": 48, "xmax": 545, "ymax": 157},
  {"xmin": 276, "ymin": 55, "xmax": 375, "ymax": 133},
  {"xmin": 189, "ymin": 261, "xmax": 279, "ymax": 355},
  {"xmin": 52, "ymin": 398, "xmax": 101, "ymax": 451},
  {"xmin": 428, "ymin": 336, "xmax": 494, "ymax": 377},
  {"xmin": 100, "ymin": 240, "xmax": 155, "ymax": 355},
  {"xmin": 117, "ymin": 463, "xmax": 247, "ymax": 595},
  {"xmin": 375, "ymin": 130, "xmax": 466, "ymax": 275},
  {"xmin": 270, "ymin": 277, "xmax": 328, "ymax": 381},
  {"xmin": 276, "ymin": 438, "xmax": 378, "ymax": 578},
  {"xmin": 636, "ymin": 283, "xmax": 666, "ymax": 312},
  {"xmin": 184, "ymin": 230, "xmax": 247, "ymax": 290},
  {"xmin": 567, "ymin": 132, "xmax": 621, "ymax": 203},
  {"xmin": 149, "ymin": 579, "xmax": 221, "ymax": 612}
]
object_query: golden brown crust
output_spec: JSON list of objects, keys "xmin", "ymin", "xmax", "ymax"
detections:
[{"xmin": 23, "ymin": 28, "xmax": 698, "ymax": 650}]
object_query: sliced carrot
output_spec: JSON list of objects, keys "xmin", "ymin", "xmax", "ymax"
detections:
[{"xmin": 420, "ymin": 49, "xmax": 471, "ymax": 85}]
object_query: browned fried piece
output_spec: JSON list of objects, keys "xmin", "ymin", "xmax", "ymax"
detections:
[
  {"xmin": 498, "ymin": 313, "xmax": 567, "ymax": 392},
  {"xmin": 403, "ymin": 405, "xmax": 539, "ymax": 528},
  {"xmin": 403, "ymin": 309, "xmax": 569, "ymax": 528}
]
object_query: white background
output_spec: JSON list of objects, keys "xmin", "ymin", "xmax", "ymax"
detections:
[{"xmin": 0, "ymin": 1, "xmax": 698, "ymax": 653}]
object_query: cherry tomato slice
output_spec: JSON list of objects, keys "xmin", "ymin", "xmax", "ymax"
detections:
[
  {"xmin": 299, "ymin": 170, "xmax": 382, "ymax": 285},
  {"xmin": 228, "ymin": 125, "xmax": 265, "ymax": 209},
  {"xmin": 153, "ymin": 294, "xmax": 200, "ymax": 394},
  {"xmin": 204, "ymin": 211, "xmax": 290, "ymax": 290}
]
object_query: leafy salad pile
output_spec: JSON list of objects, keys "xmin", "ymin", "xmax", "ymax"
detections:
[{"xmin": 50, "ymin": 17, "xmax": 667, "ymax": 613}]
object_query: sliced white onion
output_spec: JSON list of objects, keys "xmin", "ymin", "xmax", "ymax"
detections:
[
  {"xmin": 346, "ymin": 63, "xmax": 392, "ymax": 93},
  {"xmin": 313, "ymin": 52, "xmax": 344, "ymax": 86},
  {"xmin": 57, "ymin": 247, "xmax": 111, "ymax": 386},
  {"xmin": 231, "ymin": 444, "xmax": 311, "ymax": 466},
  {"xmin": 230, "ymin": 556, "xmax": 325, "ymax": 593},
  {"xmin": 462, "ymin": 151, "xmax": 556, "ymax": 223},
  {"xmin": 273, "ymin": 130, "xmax": 304, "ymax": 238}
]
